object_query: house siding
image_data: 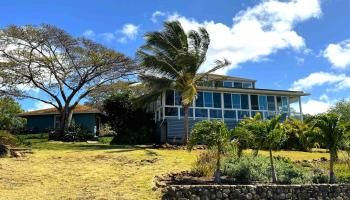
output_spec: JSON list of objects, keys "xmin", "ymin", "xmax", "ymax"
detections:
[
  {"xmin": 164, "ymin": 118, "xmax": 238, "ymax": 143},
  {"xmin": 24, "ymin": 113, "xmax": 98, "ymax": 134}
]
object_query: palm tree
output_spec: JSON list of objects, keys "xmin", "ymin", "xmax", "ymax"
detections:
[
  {"xmin": 137, "ymin": 21, "xmax": 230, "ymax": 144},
  {"xmin": 310, "ymin": 113, "xmax": 348, "ymax": 183},
  {"xmin": 251, "ymin": 115, "xmax": 286, "ymax": 183},
  {"xmin": 187, "ymin": 120, "xmax": 232, "ymax": 183}
]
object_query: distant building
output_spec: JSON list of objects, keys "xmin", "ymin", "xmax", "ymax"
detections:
[
  {"xmin": 19, "ymin": 105, "xmax": 102, "ymax": 135},
  {"xmin": 150, "ymin": 74, "xmax": 309, "ymax": 143}
]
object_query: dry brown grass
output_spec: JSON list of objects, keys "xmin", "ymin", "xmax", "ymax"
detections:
[{"xmin": 0, "ymin": 142, "xmax": 197, "ymax": 200}]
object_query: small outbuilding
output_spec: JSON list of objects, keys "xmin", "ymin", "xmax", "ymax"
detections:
[{"xmin": 19, "ymin": 105, "xmax": 102, "ymax": 135}]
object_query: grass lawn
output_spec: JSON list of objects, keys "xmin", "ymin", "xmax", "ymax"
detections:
[{"xmin": 0, "ymin": 134, "xmax": 347, "ymax": 200}]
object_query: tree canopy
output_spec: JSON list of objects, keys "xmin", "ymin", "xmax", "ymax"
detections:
[{"xmin": 0, "ymin": 24, "xmax": 137, "ymax": 135}]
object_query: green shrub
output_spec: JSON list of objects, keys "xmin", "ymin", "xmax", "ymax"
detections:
[
  {"xmin": 191, "ymin": 151, "xmax": 217, "ymax": 177},
  {"xmin": 222, "ymin": 156, "xmax": 270, "ymax": 183},
  {"xmin": 62, "ymin": 124, "xmax": 93, "ymax": 142},
  {"xmin": 222, "ymin": 155, "xmax": 318, "ymax": 184},
  {"xmin": 98, "ymin": 136, "xmax": 113, "ymax": 144}
]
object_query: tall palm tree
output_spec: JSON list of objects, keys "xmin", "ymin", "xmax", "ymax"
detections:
[
  {"xmin": 310, "ymin": 113, "xmax": 348, "ymax": 183},
  {"xmin": 247, "ymin": 114, "xmax": 285, "ymax": 183},
  {"xmin": 137, "ymin": 21, "xmax": 230, "ymax": 144}
]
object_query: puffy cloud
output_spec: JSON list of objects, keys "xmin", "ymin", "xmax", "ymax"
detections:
[
  {"xmin": 290, "ymin": 71, "xmax": 350, "ymax": 92},
  {"xmin": 121, "ymin": 24, "xmax": 139, "ymax": 40},
  {"xmin": 168, "ymin": 0, "xmax": 321, "ymax": 74},
  {"xmin": 82, "ymin": 23, "xmax": 139, "ymax": 44},
  {"xmin": 83, "ymin": 30, "xmax": 95, "ymax": 38},
  {"xmin": 151, "ymin": 11, "xmax": 166, "ymax": 23},
  {"xmin": 302, "ymin": 99, "xmax": 331, "ymax": 115},
  {"xmin": 323, "ymin": 39, "xmax": 350, "ymax": 69}
]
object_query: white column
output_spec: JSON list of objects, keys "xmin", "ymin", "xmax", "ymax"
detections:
[
  {"xmin": 221, "ymin": 92, "xmax": 224, "ymax": 121},
  {"xmin": 162, "ymin": 91, "xmax": 165, "ymax": 120},
  {"xmin": 299, "ymin": 96, "xmax": 303, "ymax": 121},
  {"xmin": 248, "ymin": 94, "xmax": 252, "ymax": 117},
  {"xmin": 193, "ymin": 99, "xmax": 196, "ymax": 120},
  {"xmin": 274, "ymin": 96, "xmax": 278, "ymax": 115}
]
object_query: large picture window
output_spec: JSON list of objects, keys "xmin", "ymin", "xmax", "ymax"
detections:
[
  {"xmin": 165, "ymin": 90, "xmax": 174, "ymax": 105},
  {"xmin": 210, "ymin": 109, "xmax": 222, "ymax": 118},
  {"xmin": 232, "ymin": 94, "xmax": 240, "ymax": 109},
  {"xmin": 224, "ymin": 93, "xmax": 232, "ymax": 108},
  {"xmin": 267, "ymin": 96, "xmax": 276, "ymax": 111},
  {"xmin": 282, "ymin": 96, "xmax": 288, "ymax": 112},
  {"xmin": 250, "ymin": 95, "xmax": 259, "ymax": 110},
  {"xmin": 224, "ymin": 110, "xmax": 236, "ymax": 119},
  {"xmin": 165, "ymin": 107, "xmax": 178, "ymax": 116},
  {"xmin": 241, "ymin": 94, "xmax": 249, "ymax": 109},
  {"xmin": 175, "ymin": 91, "xmax": 182, "ymax": 105},
  {"xmin": 234, "ymin": 82, "xmax": 243, "ymax": 88},
  {"xmin": 223, "ymin": 81, "xmax": 233, "ymax": 88},
  {"xmin": 213, "ymin": 92, "xmax": 221, "ymax": 108},
  {"xmin": 204, "ymin": 92, "xmax": 213, "ymax": 107},
  {"xmin": 259, "ymin": 95, "xmax": 268, "ymax": 110},
  {"xmin": 195, "ymin": 108, "xmax": 208, "ymax": 118},
  {"xmin": 196, "ymin": 92, "xmax": 204, "ymax": 107}
]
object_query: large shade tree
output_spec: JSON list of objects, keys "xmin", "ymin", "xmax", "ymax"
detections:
[
  {"xmin": 137, "ymin": 21, "xmax": 230, "ymax": 144},
  {"xmin": 0, "ymin": 24, "xmax": 136, "ymax": 137}
]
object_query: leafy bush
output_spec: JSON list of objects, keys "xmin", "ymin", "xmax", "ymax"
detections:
[
  {"xmin": 62, "ymin": 124, "xmax": 93, "ymax": 142},
  {"xmin": 103, "ymin": 93, "xmax": 155, "ymax": 145},
  {"xmin": 98, "ymin": 136, "xmax": 113, "ymax": 144},
  {"xmin": 191, "ymin": 151, "xmax": 217, "ymax": 177},
  {"xmin": 222, "ymin": 155, "xmax": 319, "ymax": 184},
  {"xmin": 0, "ymin": 130, "xmax": 27, "ymax": 157}
]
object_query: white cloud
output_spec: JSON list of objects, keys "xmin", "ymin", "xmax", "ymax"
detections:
[
  {"xmin": 33, "ymin": 101, "xmax": 54, "ymax": 110},
  {"xmin": 323, "ymin": 39, "xmax": 350, "ymax": 69},
  {"xmin": 151, "ymin": 11, "xmax": 166, "ymax": 23},
  {"xmin": 83, "ymin": 30, "xmax": 95, "ymax": 38},
  {"xmin": 302, "ymin": 99, "xmax": 331, "ymax": 115},
  {"xmin": 121, "ymin": 24, "xmax": 139, "ymax": 40},
  {"xmin": 290, "ymin": 72, "xmax": 348, "ymax": 91},
  {"xmin": 101, "ymin": 33, "xmax": 116, "ymax": 42},
  {"xmin": 167, "ymin": 0, "xmax": 321, "ymax": 74}
]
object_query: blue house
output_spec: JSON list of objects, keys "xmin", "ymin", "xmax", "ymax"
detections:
[
  {"xmin": 19, "ymin": 105, "xmax": 102, "ymax": 135},
  {"xmin": 150, "ymin": 74, "xmax": 309, "ymax": 143}
]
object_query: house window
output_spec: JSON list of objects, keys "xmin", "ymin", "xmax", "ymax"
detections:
[
  {"xmin": 234, "ymin": 82, "xmax": 243, "ymax": 88},
  {"xmin": 195, "ymin": 108, "xmax": 208, "ymax": 118},
  {"xmin": 224, "ymin": 93, "xmax": 232, "ymax": 108},
  {"xmin": 224, "ymin": 110, "xmax": 236, "ymax": 119},
  {"xmin": 259, "ymin": 95, "xmax": 268, "ymax": 110},
  {"xmin": 214, "ymin": 81, "xmax": 223, "ymax": 87},
  {"xmin": 267, "ymin": 96, "xmax": 276, "ymax": 111},
  {"xmin": 241, "ymin": 94, "xmax": 249, "ymax": 109},
  {"xmin": 54, "ymin": 115, "xmax": 60, "ymax": 129},
  {"xmin": 165, "ymin": 107, "xmax": 178, "ymax": 116},
  {"xmin": 213, "ymin": 92, "xmax": 221, "ymax": 108},
  {"xmin": 243, "ymin": 82, "xmax": 253, "ymax": 88},
  {"xmin": 180, "ymin": 108, "xmax": 194, "ymax": 117},
  {"xmin": 204, "ymin": 92, "xmax": 213, "ymax": 107},
  {"xmin": 282, "ymin": 97, "xmax": 288, "ymax": 112},
  {"xmin": 175, "ymin": 91, "xmax": 182, "ymax": 105},
  {"xmin": 223, "ymin": 81, "xmax": 233, "ymax": 88},
  {"xmin": 232, "ymin": 94, "xmax": 241, "ymax": 109},
  {"xmin": 250, "ymin": 95, "xmax": 259, "ymax": 110},
  {"xmin": 196, "ymin": 92, "xmax": 204, "ymax": 107},
  {"xmin": 165, "ymin": 90, "xmax": 174, "ymax": 106},
  {"xmin": 210, "ymin": 109, "xmax": 222, "ymax": 118},
  {"xmin": 238, "ymin": 111, "xmax": 249, "ymax": 119}
]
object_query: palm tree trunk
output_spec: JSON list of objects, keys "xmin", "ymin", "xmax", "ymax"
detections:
[
  {"xmin": 214, "ymin": 148, "xmax": 221, "ymax": 183},
  {"xmin": 183, "ymin": 105, "xmax": 189, "ymax": 145},
  {"xmin": 269, "ymin": 148, "xmax": 277, "ymax": 183},
  {"xmin": 329, "ymin": 149, "xmax": 336, "ymax": 184}
]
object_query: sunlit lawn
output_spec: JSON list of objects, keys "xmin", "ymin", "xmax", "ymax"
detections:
[{"xmin": 0, "ymin": 134, "xmax": 347, "ymax": 200}]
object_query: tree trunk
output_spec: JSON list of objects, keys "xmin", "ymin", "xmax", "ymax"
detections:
[
  {"xmin": 214, "ymin": 147, "xmax": 221, "ymax": 183},
  {"xmin": 183, "ymin": 105, "xmax": 189, "ymax": 145},
  {"xmin": 329, "ymin": 149, "xmax": 336, "ymax": 184},
  {"xmin": 58, "ymin": 107, "xmax": 73, "ymax": 138},
  {"xmin": 269, "ymin": 148, "xmax": 277, "ymax": 183}
]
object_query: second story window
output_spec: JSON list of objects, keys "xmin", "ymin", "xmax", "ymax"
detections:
[{"xmin": 223, "ymin": 81, "xmax": 233, "ymax": 88}]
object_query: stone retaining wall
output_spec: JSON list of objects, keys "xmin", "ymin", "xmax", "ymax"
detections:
[{"xmin": 162, "ymin": 184, "xmax": 350, "ymax": 200}]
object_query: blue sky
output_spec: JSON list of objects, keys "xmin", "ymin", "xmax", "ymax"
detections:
[{"xmin": 1, "ymin": 0, "xmax": 350, "ymax": 114}]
